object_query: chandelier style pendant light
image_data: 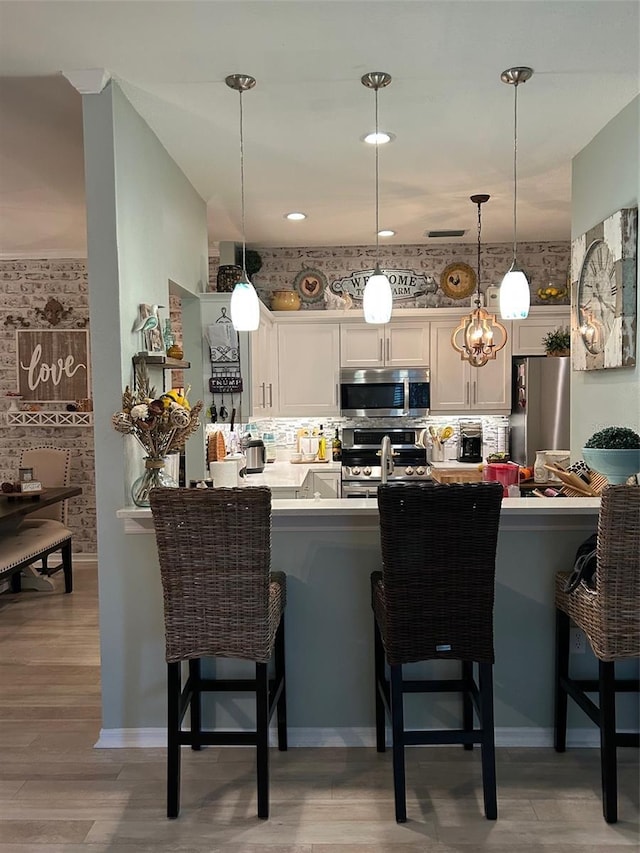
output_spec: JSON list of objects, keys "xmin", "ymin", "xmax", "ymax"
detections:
[
  {"xmin": 499, "ymin": 66, "xmax": 533, "ymax": 320},
  {"xmin": 361, "ymin": 72, "xmax": 393, "ymax": 324},
  {"xmin": 451, "ymin": 195, "xmax": 507, "ymax": 368},
  {"xmin": 226, "ymin": 73, "xmax": 260, "ymax": 332}
]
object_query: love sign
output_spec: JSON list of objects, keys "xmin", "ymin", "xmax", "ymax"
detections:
[{"xmin": 16, "ymin": 329, "xmax": 90, "ymax": 402}]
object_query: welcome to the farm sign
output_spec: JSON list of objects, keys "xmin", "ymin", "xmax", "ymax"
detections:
[{"xmin": 16, "ymin": 329, "xmax": 90, "ymax": 402}]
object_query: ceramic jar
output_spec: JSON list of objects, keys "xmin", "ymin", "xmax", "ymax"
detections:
[{"xmin": 271, "ymin": 290, "xmax": 301, "ymax": 311}]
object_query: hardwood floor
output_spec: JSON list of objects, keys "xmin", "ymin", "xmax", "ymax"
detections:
[{"xmin": 0, "ymin": 563, "xmax": 638, "ymax": 851}]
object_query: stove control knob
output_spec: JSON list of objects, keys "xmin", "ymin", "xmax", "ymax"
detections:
[
  {"xmin": 363, "ymin": 466, "xmax": 372, "ymax": 476},
  {"xmin": 415, "ymin": 466, "xmax": 426, "ymax": 476},
  {"xmin": 352, "ymin": 467, "xmax": 361, "ymax": 476},
  {"xmin": 404, "ymin": 466, "xmax": 414, "ymax": 475}
]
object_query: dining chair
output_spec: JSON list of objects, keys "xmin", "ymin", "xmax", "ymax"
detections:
[
  {"xmin": 554, "ymin": 484, "xmax": 640, "ymax": 823},
  {"xmin": 14, "ymin": 446, "xmax": 73, "ymax": 592},
  {"xmin": 149, "ymin": 486, "xmax": 287, "ymax": 819},
  {"xmin": 372, "ymin": 481, "xmax": 504, "ymax": 823}
]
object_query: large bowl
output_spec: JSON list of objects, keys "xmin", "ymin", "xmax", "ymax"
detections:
[
  {"xmin": 271, "ymin": 290, "xmax": 301, "ymax": 311},
  {"xmin": 582, "ymin": 447, "xmax": 640, "ymax": 485}
]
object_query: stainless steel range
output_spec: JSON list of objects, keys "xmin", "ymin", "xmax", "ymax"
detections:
[{"xmin": 341, "ymin": 427, "xmax": 431, "ymax": 498}]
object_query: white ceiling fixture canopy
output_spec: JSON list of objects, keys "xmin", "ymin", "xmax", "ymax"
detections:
[
  {"xmin": 226, "ymin": 73, "xmax": 260, "ymax": 333},
  {"xmin": 361, "ymin": 71, "xmax": 393, "ymax": 325},
  {"xmin": 499, "ymin": 66, "xmax": 534, "ymax": 321}
]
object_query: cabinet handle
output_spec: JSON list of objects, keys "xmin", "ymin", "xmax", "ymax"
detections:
[
  {"xmin": 466, "ymin": 381, "xmax": 470, "ymax": 405},
  {"xmin": 473, "ymin": 381, "xmax": 477, "ymax": 404},
  {"xmin": 386, "ymin": 338, "xmax": 390, "ymax": 362},
  {"xmin": 268, "ymin": 383, "xmax": 273, "ymax": 407},
  {"xmin": 335, "ymin": 383, "xmax": 339, "ymax": 406},
  {"xmin": 380, "ymin": 338, "xmax": 384, "ymax": 362},
  {"xmin": 261, "ymin": 382, "xmax": 266, "ymax": 408}
]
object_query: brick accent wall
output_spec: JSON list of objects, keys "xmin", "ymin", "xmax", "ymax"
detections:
[{"xmin": 0, "ymin": 259, "xmax": 96, "ymax": 554}]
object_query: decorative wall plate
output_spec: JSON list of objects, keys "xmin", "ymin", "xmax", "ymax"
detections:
[
  {"xmin": 440, "ymin": 262, "xmax": 477, "ymax": 299},
  {"xmin": 293, "ymin": 268, "xmax": 328, "ymax": 303}
]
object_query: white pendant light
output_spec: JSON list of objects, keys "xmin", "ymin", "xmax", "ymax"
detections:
[
  {"xmin": 499, "ymin": 66, "xmax": 533, "ymax": 320},
  {"xmin": 452, "ymin": 195, "xmax": 507, "ymax": 368},
  {"xmin": 226, "ymin": 73, "xmax": 260, "ymax": 332},
  {"xmin": 361, "ymin": 72, "xmax": 393, "ymax": 325}
]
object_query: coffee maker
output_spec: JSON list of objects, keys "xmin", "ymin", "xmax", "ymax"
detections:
[{"xmin": 458, "ymin": 420, "xmax": 483, "ymax": 463}]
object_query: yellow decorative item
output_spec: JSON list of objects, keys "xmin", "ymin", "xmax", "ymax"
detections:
[
  {"xmin": 537, "ymin": 285, "xmax": 567, "ymax": 302},
  {"xmin": 271, "ymin": 290, "xmax": 301, "ymax": 311},
  {"xmin": 167, "ymin": 343, "xmax": 184, "ymax": 359}
]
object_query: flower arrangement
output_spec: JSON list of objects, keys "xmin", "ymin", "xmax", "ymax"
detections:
[{"xmin": 112, "ymin": 363, "xmax": 203, "ymax": 459}]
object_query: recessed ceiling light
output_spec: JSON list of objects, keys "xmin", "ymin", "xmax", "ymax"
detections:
[
  {"xmin": 362, "ymin": 131, "xmax": 395, "ymax": 145},
  {"xmin": 285, "ymin": 212, "xmax": 306, "ymax": 221},
  {"xmin": 378, "ymin": 229, "xmax": 395, "ymax": 237}
]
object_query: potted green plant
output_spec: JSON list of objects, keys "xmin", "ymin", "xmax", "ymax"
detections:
[
  {"xmin": 583, "ymin": 426, "xmax": 640, "ymax": 485},
  {"xmin": 542, "ymin": 327, "xmax": 571, "ymax": 356}
]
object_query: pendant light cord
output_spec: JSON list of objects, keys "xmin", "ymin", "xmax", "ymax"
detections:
[
  {"xmin": 476, "ymin": 199, "xmax": 482, "ymax": 307},
  {"xmin": 511, "ymin": 82, "xmax": 519, "ymax": 265},
  {"xmin": 374, "ymin": 85, "xmax": 380, "ymax": 266},
  {"xmin": 239, "ymin": 89, "xmax": 247, "ymax": 275}
]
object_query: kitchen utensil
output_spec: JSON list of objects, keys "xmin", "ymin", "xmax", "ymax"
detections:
[{"xmin": 244, "ymin": 439, "xmax": 266, "ymax": 474}]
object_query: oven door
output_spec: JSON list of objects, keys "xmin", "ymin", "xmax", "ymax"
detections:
[{"xmin": 341, "ymin": 481, "xmax": 380, "ymax": 499}]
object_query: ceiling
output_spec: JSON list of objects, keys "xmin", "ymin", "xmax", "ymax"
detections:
[{"xmin": 0, "ymin": 1, "xmax": 638, "ymax": 256}]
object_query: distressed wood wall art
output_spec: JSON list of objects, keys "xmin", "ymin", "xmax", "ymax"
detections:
[{"xmin": 16, "ymin": 329, "xmax": 90, "ymax": 401}]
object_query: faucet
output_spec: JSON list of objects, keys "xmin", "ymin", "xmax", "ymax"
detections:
[{"xmin": 380, "ymin": 434, "xmax": 394, "ymax": 485}]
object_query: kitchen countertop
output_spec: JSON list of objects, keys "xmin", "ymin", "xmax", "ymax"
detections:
[{"xmin": 242, "ymin": 459, "xmax": 341, "ymax": 489}]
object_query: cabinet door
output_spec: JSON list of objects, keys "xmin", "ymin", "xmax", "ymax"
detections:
[
  {"xmin": 470, "ymin": 342, "xmax": 511, "ymax": 412},
  {"xmin": 311, "ymin": 470, "xmax": 341, "ymax": 498},
  {"xmin": 429, "ymin": 321, "xmax": 469, "ymax": 411},
  {"xmin": 511, "ymin": 310, "xmax": 570, "ymax": 355},
  {"xmin": 386, "ymin": 323, "xmax": 430, "ymax": 366},
  {"xmin": 250, "ymin": 311, "xmax": 278, "ymax": 416},
  {"xmin": 340, "ymin": 324, "xmax": 384, "ymax": 367},
  {"xmin": 277, "ymin": 323, "xmax": 340, "ymax": 416}
]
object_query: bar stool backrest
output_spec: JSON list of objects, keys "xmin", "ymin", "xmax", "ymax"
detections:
[
  {"xmin": 592, "ymin": 484, "xmax": 640, "ymax": 660},
  {"xmin": 377, "ymin": 481, "xmax": 503, "ymax": 665},
  {"xmin": 150, "ymin": 486, "xmax": 273, "ymax": 664}
]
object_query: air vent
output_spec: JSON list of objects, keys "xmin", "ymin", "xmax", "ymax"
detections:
[{"xmin": 426, "ymin": 229, "xmax": 466, "ymax": 238}]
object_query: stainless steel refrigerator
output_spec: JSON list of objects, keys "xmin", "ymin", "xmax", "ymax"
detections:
[{"xmin": 510, "ymin": 356, "xmax": 570, "ymax": 466}]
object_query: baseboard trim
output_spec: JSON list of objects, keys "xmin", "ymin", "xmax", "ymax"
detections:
[{"xmin": 95, "ymin": 726, "xmax": 605, "ymax": 749}]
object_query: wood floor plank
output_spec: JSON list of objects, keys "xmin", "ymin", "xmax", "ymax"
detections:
[{"xmin": 0, "ymin": 562, "xmax": 638, "ymax": 851}]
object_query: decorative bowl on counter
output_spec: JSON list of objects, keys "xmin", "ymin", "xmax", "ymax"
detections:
[
  {"xmin": 271, "ymin": 290, "xmax": 301, "ymax": 311},
  {"xmin": 582, "ymin": 448, "xmax": 640, "ymax": 485}
]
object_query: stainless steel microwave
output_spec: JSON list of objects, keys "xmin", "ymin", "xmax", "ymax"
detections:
[{"xmin": 340, "ymin": 367, "xmax": 430, "ymax": 417}]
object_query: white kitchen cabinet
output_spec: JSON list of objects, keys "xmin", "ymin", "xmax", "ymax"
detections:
[
  {"xmin": 309, "ymin": 469, "xmax": 341, "ymax": 498},
  {"xmin": 249, "ymin": 302, "xmax": 278, "ymax": 416},
  {"xmin": 511, "ymin": 308, "xmax": 570, "ymax": 355},
  {"xmin": 340, "ymin": 322, "xmax": 429, "ymax": 367},
  {"xmin": 277, "ymin": 322, "xmax": 341, "ymax": 416},
  {"xmin": 429, "ymin": 319, "xmax": 511, "ymax": 414}
]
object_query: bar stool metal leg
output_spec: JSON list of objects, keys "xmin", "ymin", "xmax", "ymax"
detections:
[
  {"xmin": 374, "ymin": 618, "xmax": 386, "ymax": 753},
  {"xmin": 462, "ymin": 660, "xmax": 474, "ymax": 751},
  {"xmin": 256, "ymin": 662, "xmax": 270, "ymax": 819},
  {"xmin": 554, "ymin": 608, "xmax": 570, "ymax": 753},
  {"xmin": 189, "ymin": 659, "xmax": 202, "ymax": 751},
  {"xmin": 390, "ymin": 664, "xmax": 407, "ymax": 823},
  {"xmin": 599, "ymin": 660, "xmax": 617, "ymax": 823},
  {"xmin": 479, "ymin": 662, "xmax": 497, "ymax": 820},
  {"xmin": 167, "ymin": 662, "xmax": 182, "ymax": 819},
  {"xmin": 275, "ymin": 617, "xmax": 287, "ymax": 751}
]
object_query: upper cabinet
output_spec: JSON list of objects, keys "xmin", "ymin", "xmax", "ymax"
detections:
[
  {"xmin": 429, "ymin": 319, "xmax": 512, "ymax": 414},
  {"xmin": 277, "ymin": 321, "xmax": 341, "ymax": 416},
  {"xmin": 249, "ymin": 303, "xmax": 278, "ymax": 417},
  {"xmin": 340, "ymin": 322, "xmax": 430, "ymax": 367},
  {"xmin": 511, "ymin": 307, "xmax": 571, "ymax": 356}
]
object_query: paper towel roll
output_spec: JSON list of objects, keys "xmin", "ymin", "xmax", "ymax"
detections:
[{"xmin": 209, "ymin": 459, "xmax": 239, "ymax": 488}]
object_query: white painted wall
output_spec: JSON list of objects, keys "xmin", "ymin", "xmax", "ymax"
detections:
[
  {"xmin": 83, "ymin": 81, "xmax": 208, "ymax": 729},
  {"xmin": 571, "ymin": 97, "xmax": 639, "ymax": 451}
]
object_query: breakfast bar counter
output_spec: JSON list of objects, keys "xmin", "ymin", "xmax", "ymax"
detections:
[{"xmin": 104, "ymin": 494, "xmax": 640, "ymax": 750}]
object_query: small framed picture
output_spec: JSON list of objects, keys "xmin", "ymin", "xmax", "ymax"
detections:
[{"xmin": 293, "ymin": 268, "xmax": 328, "ymax": 303}]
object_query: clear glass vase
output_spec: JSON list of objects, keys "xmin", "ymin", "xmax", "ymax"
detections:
[{"xmin": 131, "ymin": 456, "xmax": 178, "ymax": 507}]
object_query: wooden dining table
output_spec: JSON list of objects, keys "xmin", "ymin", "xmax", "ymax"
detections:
[{"xmin": 0, "ymin": 486, "xmax": 82, "ymax": 534}]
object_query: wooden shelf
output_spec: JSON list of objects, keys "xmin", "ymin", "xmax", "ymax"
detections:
[
  {"xmin": 6, "ymin": 411, "xmax": 94, "ymax": 427},
  {"xmin": 133, "ymin": 354, "xmax": 191, "ymax": 369}
]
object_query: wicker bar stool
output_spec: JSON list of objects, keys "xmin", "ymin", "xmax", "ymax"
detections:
[
  {"xmin": 149, "ymin": 486, "xmax": 287, "ymax": 820},
  {"xmin": 372, "ymin": 481, "xmax": 503, "ymax": 823},
  {"xmin": 554, "ymin": 484, "xmax": 640, "ymax": 824}
]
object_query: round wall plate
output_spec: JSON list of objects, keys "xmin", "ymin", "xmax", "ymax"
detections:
[
  {"xmin": 440, "ymin": 262, "xmax": 477, "ymax": 300},
  {"xmin": 293, "ymin": 268, "xmax": 328, "ymax": 303}
]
